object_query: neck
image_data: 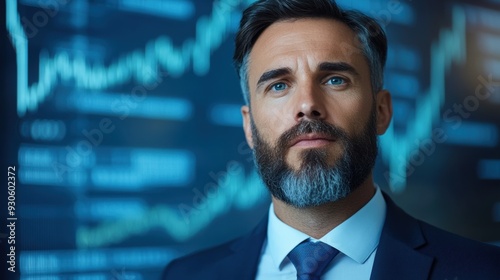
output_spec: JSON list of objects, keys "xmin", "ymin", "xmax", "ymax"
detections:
[{"xmin": 272, "ymin": 175, "xmax": 376, "ymax": 239}]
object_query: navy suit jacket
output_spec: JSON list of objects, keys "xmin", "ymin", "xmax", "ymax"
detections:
[{"xmin": 162, "ymin": 194, "xmax": 500, "ymax": 279}]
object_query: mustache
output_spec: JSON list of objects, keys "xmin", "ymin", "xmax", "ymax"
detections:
[{"xmin": 276, "ymin": 119, "xmax": 348, "ymax": 150}]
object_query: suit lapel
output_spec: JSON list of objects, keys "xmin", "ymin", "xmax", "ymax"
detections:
[
  {"xmin": 216, "ymin": 216, "xmax": 268, "ymax": 280},
  {"xmin": 370, "ymin": 193, "xmax": 434, "ymax": 280}
]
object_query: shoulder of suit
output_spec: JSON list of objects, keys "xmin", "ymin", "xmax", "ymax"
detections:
[
  {"xmin": 416, "ymin": 219, "xmax": 500, "ymax": 268},
  {"xmin": 161, "ymin": 216, "xmax": 268, "ymax": 279},
  {"xmin": 418, "ymin": 219, "xmax": 500, "ymax": 251},
  {"xmin": 383, "ymin": 192, "xmax": 500, "ymax": 276},
  {"xmin": 161, "ymin": 235, "xmax": 244, "ymax": 279}
]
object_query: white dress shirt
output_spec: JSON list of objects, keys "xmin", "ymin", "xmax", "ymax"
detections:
[{"xmin": 255, "ymin": 186, "xmax": 386, "ymax": 280}]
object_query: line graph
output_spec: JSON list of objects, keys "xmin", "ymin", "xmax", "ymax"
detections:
[
  {"xmin": 380, "ymin": 7, "xmax": 466, "ymax": 191},
  {"xmin": 7, "ymin": 0, "xmax": 467, "ymax": 191},
  {"xmin": 8, "ymin": 0, "xmax": 471, "ymax": 247},
  {"xmin": 6, "ymin": 0, "xmax": 242, "ymax": 117},
  {"xmin": 76, "ymin": 165, "xmax": 268, "ymax": 248}
]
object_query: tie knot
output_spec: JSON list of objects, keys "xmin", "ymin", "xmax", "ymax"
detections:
[{"xmin": 288, "ymin": 241, "xmax": 339, "ymax": 280}]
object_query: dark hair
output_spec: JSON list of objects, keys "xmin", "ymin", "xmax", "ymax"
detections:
[{"xmin": 233, "ymin": 0, "xmax": 388, "ymax": 104}]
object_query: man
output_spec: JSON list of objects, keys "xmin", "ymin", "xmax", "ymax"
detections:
[{"xmin": 162, "ymin": 0, "xmax": 500, "ymax": 279}]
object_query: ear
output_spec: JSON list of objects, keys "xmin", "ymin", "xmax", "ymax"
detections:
[
  {"xmin": 375, "ymin": 90, "xmax": 393, "ymax": 135},
  {"xmin": 241, "ymin": 105, "xmax": 254, "ymax": 149}
]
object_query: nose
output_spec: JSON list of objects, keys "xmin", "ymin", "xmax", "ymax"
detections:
[{"xmin": 294, "ymin": 83, "xmax": 326, "ymax": 122}]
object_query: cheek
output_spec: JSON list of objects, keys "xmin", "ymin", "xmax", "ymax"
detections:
[
  {"xmin": 251, "ymin": 101, "xmax": 291, "ymax": 142},
  {"xmin": 328, "ymin": 95, "xmax": 372, "ymax": 134}
]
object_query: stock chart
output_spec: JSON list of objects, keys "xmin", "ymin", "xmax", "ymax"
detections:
[{"xmin": 2, "ymin": 0, "xmax": 500, "ymax": 279}]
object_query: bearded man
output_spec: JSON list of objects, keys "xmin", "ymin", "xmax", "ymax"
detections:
[{"xmin": 162, "ymin": 0, "xmax": 500, "ymax": 279}]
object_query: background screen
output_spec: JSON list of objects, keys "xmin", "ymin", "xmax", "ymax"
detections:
[{"xmin": 2, "ymin": 0, "xmax": 500, "ymax": 279}]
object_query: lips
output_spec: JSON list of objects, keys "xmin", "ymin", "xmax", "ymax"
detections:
[{"xmin": 290, "ymin": 133, "xmax": 335, "ymax": 147}]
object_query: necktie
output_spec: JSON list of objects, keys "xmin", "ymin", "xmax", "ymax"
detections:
[{"xmin": 288, "ymin": 241, "xmax": 339, "ymax": 280}]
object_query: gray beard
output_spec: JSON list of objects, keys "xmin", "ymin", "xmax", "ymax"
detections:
[{"xmin": 251, "ymin": 107, "xmax": 378, "ymax": 208}]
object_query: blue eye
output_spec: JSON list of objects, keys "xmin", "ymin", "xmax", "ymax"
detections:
[
  {"xmin": 326, "ymin": 77, "xmax": 345, "ymax": 85},
  {"xmin": 271, "ymin": 82, "xmax": 287, "ymax": 91}
]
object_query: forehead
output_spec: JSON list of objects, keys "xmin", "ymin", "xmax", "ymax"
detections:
[{"xmin": 247, "ymin": 18, "xmax": 368, "ymax": 89}]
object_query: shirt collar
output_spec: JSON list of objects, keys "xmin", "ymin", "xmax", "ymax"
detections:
[{"xmin": 266, "ymin": 186, "xmax": 386, "ymax": 270}]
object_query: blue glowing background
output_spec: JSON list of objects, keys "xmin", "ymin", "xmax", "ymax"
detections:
[{"xmin": 2, "ymin": 0, "xmax": 500, "ymax": 279}]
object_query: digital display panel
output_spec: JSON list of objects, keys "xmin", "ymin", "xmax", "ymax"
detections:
[{"xmin": 2, "ymin": 0, "xmax": 500, "ymax": 279}]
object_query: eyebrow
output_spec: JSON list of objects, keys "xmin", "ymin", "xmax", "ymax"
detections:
[
  {"xmin": 318, "ymin": 61, "xmax": 360, "ymax": 77},
  {"xmin": 256, "ymin": 67, "xmax": 292, "ymax": 90}
]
